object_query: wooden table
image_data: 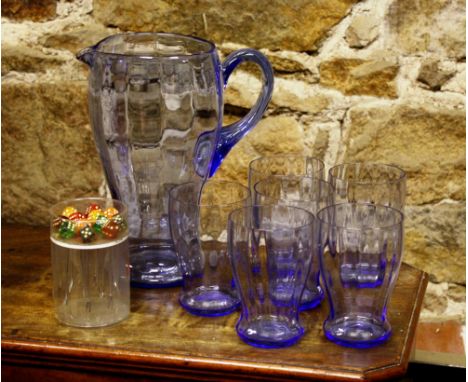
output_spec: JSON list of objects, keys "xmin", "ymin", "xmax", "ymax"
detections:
[{"xmin": 2, "ymin": 224, "xmax": 428, "ymax": 381}]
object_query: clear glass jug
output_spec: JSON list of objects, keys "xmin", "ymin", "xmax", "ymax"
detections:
[{"xmin": 77, "ymin": 33, "xmax": 273, "ymax": 287}]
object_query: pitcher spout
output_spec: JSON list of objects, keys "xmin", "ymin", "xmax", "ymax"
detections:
[{"xmin": 76, "ymin": 47, "xmax": 96, "ymax": 67}]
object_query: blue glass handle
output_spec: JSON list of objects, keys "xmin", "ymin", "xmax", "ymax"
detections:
[{"xmin": 193, "ymin": 49, "xmax": 274, "ymax": 178}]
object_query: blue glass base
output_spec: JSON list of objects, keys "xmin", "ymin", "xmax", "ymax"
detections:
[
  {"xmin": 323, "ymin": 316, "xmax": 391, "ymax": 348},
  {"xmin": 270, "ymin": 284, "xmax": 324, "ymax": 311},
  {"xmin": 179, "ymin": 288, "xmax": 240, "ymax": 317},
  {"xmin": 299, "ymin": 286, "xmax": 324, "ymax": 311},
  {"xmin": 129, "ymin": 243, "xmax": 182, "ymax": 288},
  {"xmin": 236, "ymin": 316, "xmax": 304, "ymax": 349},
  {"xmin": 131, "ymin": 279, "xmax": 182, "ymax": 289}
]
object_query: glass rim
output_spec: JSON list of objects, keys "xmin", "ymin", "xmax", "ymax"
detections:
[
  {"xmin": 254, "ymin": 175, "xmax": 331, "ymax": 203},
  {"xmin": 328, "ymin": 162, "xmax": 406, "ymax": 186},
  {"xmin": 316, "ymin": 202, "xmax": 404, "ymax": 231},
  {"xmin": 49, "ymin": 197, "xmax": 127, "ymax": 220},
  {"xmin": 228, "ymin": 204, "xmax": 315, "ymax": 232},
  {"xmin": 88, "ymin": 32, "xmax": 216, "ymax": 60},
  {"xmin": 170, "ymin": 180, "xmax": 251, "ymax": 208},
  {"xmin": 249, "ymin": 154, "xmax": 325, "ymax": 174}
]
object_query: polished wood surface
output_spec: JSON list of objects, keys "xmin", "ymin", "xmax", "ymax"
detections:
[{"xmin": 2, "ymin": 224, "xmax": 428, "ymax": 381}]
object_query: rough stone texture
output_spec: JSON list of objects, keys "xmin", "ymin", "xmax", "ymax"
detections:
[
  {"xmin": 340, "ymin": 104, "xmax": 465, "ymax": 205},
  {"xmin": 93, "ymin": 0, "xmax": 359, "ymax": 52},
  {"xmin": 220, "ymin": 46, "xmax": 318, "ymax": 81},
  {"xmin": 1, "ymin": 43, "xmax": 66, "ymax": 75},
  {"xmin": 345, "ymin": 14, "xmax": 379, "ymax": 48},
  {"xmin": 421, "ymin": 282, "xmax": 466, "ymax": 322},
  {"xmin": 2, "ymin": 82, "xmax": 103, "ymax": 225},
  {"xmin": 224, "ymin": 71, "xmax": 262, "ymax": 111},
  {"xmin": 214, "ymin": 115, "xmax": 305, "ymax": 185},
  {"xmin": 266, "ymin": 55, "xmax": 311, "ymax": 74},
  {"xmin": 271, "ymin": 79, "xmax": 331, "ymax": 114},
  {"xmin": 2, "ymin": 0, "xmax": 57, "ymax": 21},
  {"xmin": 40, "ymin": 22, "xmax": 113, "ymax": 53},
  {"xmin": 248, "ymin": 116, "xmax": 305, "ymax": 155},
  {"xmin": 404, "ymin": 203, "xmax": 466, "ymax": 284},
  {"xmin": 417, "ymin": 59, "xmax": 457, "ymax": 91},
  {"xmin": 388, "ymin": 0, "xmax": 466, "ymax": 59},
  {"xmin": 320, "ymin": 58, "xmax": 399, "ymax": 98},
  {"xmin": 441, "ymin": 66, "xmax": 466, "ymax": 94},
  {"xmin": 223, "ymin": 71, "xmax": 329, "ymax": 115},
  {"xmin": 307, "ymin": 126, "xmax": 332, "ymax": 162}
]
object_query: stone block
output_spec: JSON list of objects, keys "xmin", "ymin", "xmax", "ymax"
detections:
[
  {"xmin": 2, "ymin": 81, "xmax": 103, "ymax": 225},
  {"xmin": 345, "ymin": 14, "xmax": 379, "ymax": 48},
  {"xmin": 417, "ymin": 59, "xmax": 457, "ymax": 91},
  {"xmin": 340, "ymin": 104, "xmax": 465, "ymax": 204},
  {"xmin": 266, "ymin": 54, "xmax": 311, "ymax": 74},
  {"xmin": 220, "ymin": 46, "xmax": 317, "ymax": 79},
  {"xmin": 223, "ymin": 71, "xmax": 330, "ymax": 114},
  {"xmin": 224, "ymin": 71, "xmax": 262, "ymax": 110},
  {"xmin": 93, "ymin": 0, "xmax": 359, "ymax": 51},
  {"xmin": 388, "ymin": 0, "xmax": 465, "ymax": 59},
  {"xmin": 2, "ymin": 0, "xmax": 56, "ymax": 21},
  {"xmin": 441, "ymin": 67, "xmax": 466, "ymax": 94},
  {"xmin": 40, "ymin": 23, "xmax": 114, "ymax": 54},
  {"xmin": 405, "ymin": 203, "xmax": 465, "ymax": 284},
  {"xmin": 421, "ymin": 282, "xmax": 466, "ymax": 322},
  {"xmin": 320, "ymin": 58, "xmax": 399, "ymax": 98},
  {"xmin": 1, "ymin": 43, "xmax": 66, "ymax": 75},
  {"xmin": 271, "ymin": 79, "xmax": 331, "ymax": 114}
]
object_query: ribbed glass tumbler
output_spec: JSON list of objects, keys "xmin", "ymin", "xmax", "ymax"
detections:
[
  {"xmin": 228, "ymin": 205, "xmax": 315, "ymax": 348},
  {"xmin": 317, "ymin": 203, "xmax": 404, "ymax": 348},
  {"xmin": 248, "ymin": 154, "xmax": 325, "ymax": 194},
  {"xmin": 254, "ymin": 175, "xmax": 331, "ymax": 310},
  {"xmin": 328, "ymin": 162, "xmax": 406, "ymax": 211},
  {"xmin": 169, "ymin": 180, "xmax": 250, "ymax": 317}
]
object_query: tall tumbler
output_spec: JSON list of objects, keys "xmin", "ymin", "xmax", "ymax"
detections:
[
  {"xmin": 254, "ymin": 175, "xmax": 331, "ymax": 310},
  {"xmin": 328, "ymin": 163, "xmax": 406, "ymax": 211},
  {"xmin": 248, "ymin": 154, "xmax": 325, "ymax": 194},
  {"xmin": 169, "ymin": 180, "xmax": 250, "ymax": 316},
  {"xmin": 317, "ymin": 203, "xmax": 404, "ymax": 348},
  {"xmin": 228, "ymin": 205, "xmax": 315, "ymax": 348}
]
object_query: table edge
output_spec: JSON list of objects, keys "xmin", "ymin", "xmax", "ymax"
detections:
[{"xmin": 0, "ymin": 338, "xmax": 397, "ymax": 381}]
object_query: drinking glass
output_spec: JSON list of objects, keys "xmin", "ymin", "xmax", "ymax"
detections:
[
  {"xmin": 328, "ymin": 162, "xmax": 406, "ymax": 211},
  {"xmin": 317, "ymin": 202, "xmax": 404, "ymax": 348},
  {"xmin": 50, "ymin": 197, "xmax": 130, "ymax": 327},
  {"xmin": 228, "ymin": 205, "xmax": 315, "ymax": 348},
  {"xmin": 254, "ymin": 175, "xmax": 331, "ymax": 310},
  {"xmin": 248, "ymin": 154, "xmax": 325, "ymax": 194},
  {"xmin": 169, "ymin": 180, "xmax": 250, "ymax": 316}
]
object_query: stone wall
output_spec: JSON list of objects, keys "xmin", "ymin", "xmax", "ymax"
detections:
[{"xmin": 2, "ymin": 0, "xmax": 465, "ymax": 323}]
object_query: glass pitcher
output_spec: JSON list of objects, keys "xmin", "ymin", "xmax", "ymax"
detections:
[{"xmin": 77, "ymin": 33, "xmax": 273, "ymax": 287}]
